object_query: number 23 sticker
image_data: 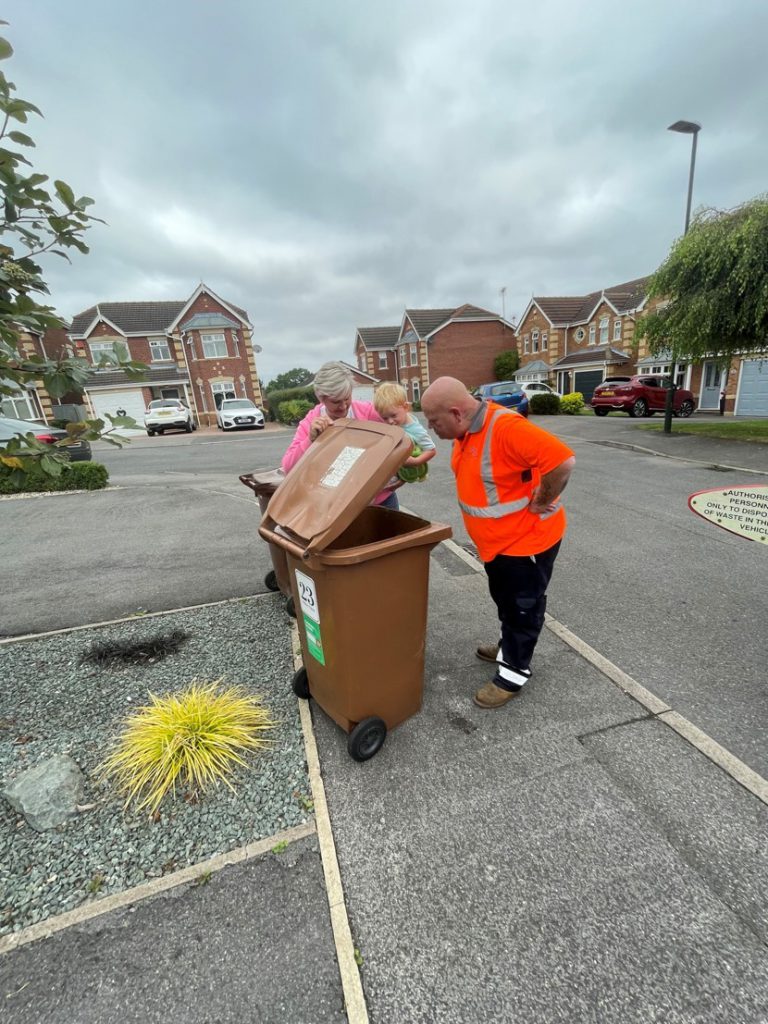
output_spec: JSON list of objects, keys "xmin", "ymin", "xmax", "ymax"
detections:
[{"xmin": 295, "ymin": 570, "xmax": 320, "ymax": 623}]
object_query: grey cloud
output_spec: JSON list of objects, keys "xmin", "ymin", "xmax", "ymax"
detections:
[{"xmin": 7, "ymin": 0, "xmax": 768, "ymax": 381}]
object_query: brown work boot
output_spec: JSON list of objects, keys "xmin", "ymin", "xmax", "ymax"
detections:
[
  {"xmin": 473, "ymin": 681, "xmax": 519, "ymax": 709},
  {"xmin": 475, "ymin": 643, "xmax": 500, "ymax": 663}
]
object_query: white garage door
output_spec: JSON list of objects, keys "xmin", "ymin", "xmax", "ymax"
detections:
[
  {"xmin": 89, "ymin": 390, "xmax": 147, "ymax": 434},
  {"xmin": 735, "ymin": 359, "xmax": 768, "ymax": 417},
  {"xmin": 352, "ymin": 385, "xmax": 375, "ymax": 403}
]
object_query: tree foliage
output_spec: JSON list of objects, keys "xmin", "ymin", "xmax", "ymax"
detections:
[
  {"xmin": 0, "ymin": 23, "xmax": 145, "ymax": 479},
  {"xmin": 636, "ymin": 196, "xmax": 768, "ymax": 364},
  {"xmin": 494, "ymin": 349, "xmax": 520, "ymax": 380},
  {"xmin": 265, "ymin": 367, "xmax": 313, "ymax": 392}
]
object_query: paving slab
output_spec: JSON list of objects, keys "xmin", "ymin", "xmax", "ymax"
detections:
[
  {"xmin": 0, "ymin": 836, "xmax": 344, "ymax": 1024},
  {"xmin": 310, "ymin": 559, "xmax": 768, "ymax": 1023}
]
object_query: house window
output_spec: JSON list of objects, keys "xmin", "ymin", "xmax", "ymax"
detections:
[
  {"xmin": 523, "ymin": 334, "xmax": 530, "ymax": 354},
  {"xmin": 541, "ymin": 332, "xmax": 548, "ymax": 351},
  {"xmin": 149, "ymin": 337, "xmax": 172, "ymax": 362},
  {"xmin": 399, "ymin": 347, "xmax": 407, "ymax": 367},
  {"xmin": 211, "ymin": 380, "xmax": 236, "ymax": 408},
  {"xmin": 90, "ymin": 339, "xmax": 128, "ymax": 366},
  {"xmin": 378, "ymin": 352, "xmax": 388, "ymax": 369},
  {"xmin": 613, "ymin": 320, "xmax": 622, "ymax": 341},
  {"xmin": 532, "ymin": 330, "xmax": 539, "ymax": 353},
  {"xmin": 201, "ymin": 333, "xmax": 228, "ymax": 358},
  {"xmin": 409, "ymin": 343, "xmax": 418, "ymax": 366},
  {"xmin": 1, "ymin": 388, "xmax": 37, "ymax": 419},
  {"xmin": 358, "ymin": 353, "xmax": 365, "ymax": 371},
  {"xmin": 588, "ymin": 325, "xmax": 596, "ymax": 345},
  {"xmin": 412, "ymin": 379, "xmax": 421, "ymax": 402},
  {"xmin": 599, "ymin": 316, "xmax": 609, "ymax": 344},
  {"xmin": 574, "ymin": 328, "xmax": 585, "ymax": 342}
]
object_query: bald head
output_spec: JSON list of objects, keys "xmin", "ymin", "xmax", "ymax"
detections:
[{"xmin": 421, "ymin": 376, "xmax": 481, "ymax": 439}]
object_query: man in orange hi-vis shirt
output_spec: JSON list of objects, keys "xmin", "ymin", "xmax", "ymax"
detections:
[{"xmin": 422, "ymin": 377, "xmax": 575, "ymax": 709}]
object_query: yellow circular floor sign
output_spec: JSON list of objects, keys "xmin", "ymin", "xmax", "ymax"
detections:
[{"xmin": 688, "ymin": 484, "xmax": 768, "ymax": 544}]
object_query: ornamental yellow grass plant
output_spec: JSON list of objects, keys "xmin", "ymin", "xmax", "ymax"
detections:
[{"xmin": 100, "ymin": 680, "xmax": 275, "ymax": 815}]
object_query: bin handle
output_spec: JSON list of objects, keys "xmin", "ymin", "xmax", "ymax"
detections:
[{"xmin": 258, "ymin": 520, "xmax": 309, "ymax": 561}]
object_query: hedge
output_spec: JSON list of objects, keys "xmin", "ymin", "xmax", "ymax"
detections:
[
  {"xmin": 277, "ymin": 399, "xmax": 314, "ymax": 426},
  {"xmin": 265, "ymin": 385, "xmax": 316, "ymax": 421},
  {"xmin": 0, "ymin": 461, "xmax": 109, "ymax": 494},
  {"xmin": 529, "ymin": 393, "xmax": 561, "ymax": 415}
]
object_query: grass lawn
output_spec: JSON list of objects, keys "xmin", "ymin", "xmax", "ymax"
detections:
[{"xmin": 639, "ymin": 420, "xmax": 768, "ymax": 443}]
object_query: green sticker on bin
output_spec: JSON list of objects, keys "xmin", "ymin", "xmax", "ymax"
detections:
[
  {"xmin": 295, "ymin": 570, "xmax": 325, "ymax": 665},
  {"xmin": 303, "ymin": 615, "xmax": 325, "ymax": 665}
]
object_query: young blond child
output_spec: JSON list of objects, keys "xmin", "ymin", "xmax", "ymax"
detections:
[{"xmin": 374, "ymin": 382, "xmax": 436, "ymax": 482}]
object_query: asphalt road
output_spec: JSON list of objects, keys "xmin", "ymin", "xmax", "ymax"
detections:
[{"xmin": 3, "ymin": 418, "xmax": 766, "ymax": 779}]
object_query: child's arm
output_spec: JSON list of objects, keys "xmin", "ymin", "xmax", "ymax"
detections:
[{"xmin": 404, "ymin": 448, "xmax": 436, "ymax": 466}]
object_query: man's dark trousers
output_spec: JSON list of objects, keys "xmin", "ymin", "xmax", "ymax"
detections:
[{"xmin": 484, "ymin": 540, "xmax": 562, "ymax": 691}]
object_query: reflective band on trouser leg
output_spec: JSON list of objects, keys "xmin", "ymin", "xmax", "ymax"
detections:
[{"xmin": 495, "ymin": 651, "xmax": 531, "ymax": 692}]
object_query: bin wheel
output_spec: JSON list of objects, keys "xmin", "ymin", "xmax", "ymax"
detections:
[
  {"xmin": 286, "ymin": 594, "xmax": 296, "ymax": 618},
  {"xmin": 292, "ymin": 667, "xmax": 310, "ymax": 700},
  {"xmin": 347, "ymin": 717, "xmax": 387, "ymax": 762},
  {"xmin": 264, "ymin": 569, "xmax": 280, "ymax": 592}
]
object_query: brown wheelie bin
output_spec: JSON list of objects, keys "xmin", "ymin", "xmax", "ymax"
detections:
[
  {"xmin": 259, "ymin": 419, "xmax": 451, "ymax": 761},
  {"xmin": 239, "ymin": 468, "xmax": 296, "ymax": 617}
]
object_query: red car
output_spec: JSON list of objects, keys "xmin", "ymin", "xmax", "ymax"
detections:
[{"xmin": 591, "ymin": 375, "xmax": 696, "ymax": 418}]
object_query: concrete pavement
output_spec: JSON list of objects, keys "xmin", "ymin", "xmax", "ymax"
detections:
[{"xmin": 2, "ymin": 422, "xmax": 767, "ymax": 1022}]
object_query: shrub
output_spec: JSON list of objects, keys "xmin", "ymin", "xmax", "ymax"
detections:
[
  {"xmin": 100, "ymin": 680, "xmax": 275, "ymax": 814},
  {"xmin": 265, "ymin": 385, "xmax": 316, "ymax": 421},
  {"xmin": 560, "ymin": 392, "xmax": 585, "ymax": 415},
  {"xmin": 277, "ymin": 399, "xmax": 314, "ymax": 425},
  {"xmin": 0, "ymin": 460, "xmax": 109, "ymax": 494},
  {"xmin": 411, "ymin": 398, "xmax": 422, "ymax": 412},
  {"xmin": 529, "ymin": 393, "xmax": 561, "ymax": 415}
]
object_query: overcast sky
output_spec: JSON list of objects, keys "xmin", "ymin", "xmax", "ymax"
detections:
[{"xmin": 8, "ymin": 0, "xmax": 768, "ymax": 383}]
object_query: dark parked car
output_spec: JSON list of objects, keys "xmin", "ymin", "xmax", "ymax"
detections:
[
  {"xmin": 473, "ymin": 381, "xmax": 529, "ymax": 417},
  {"xmin": 591, "ymin": 376, "xmax": 695, "ymax": 418},
  {"xmin": 0, "ymin": 415, "xmax": 92, "ymax": 460}
]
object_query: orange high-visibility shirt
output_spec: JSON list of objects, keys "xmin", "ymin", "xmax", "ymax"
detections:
[{"xmin": 451, "ymin": 402, "xmax": 574, "ymax": 562}]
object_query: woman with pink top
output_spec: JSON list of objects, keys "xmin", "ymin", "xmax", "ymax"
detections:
[{"xmin": 280, "ymin": 361, "xmax": 400, "ymax": 510}]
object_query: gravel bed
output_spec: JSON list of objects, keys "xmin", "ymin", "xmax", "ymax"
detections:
[{"xmin": 0, "ymin": 596, "xmax": 309, "ymax": 936}]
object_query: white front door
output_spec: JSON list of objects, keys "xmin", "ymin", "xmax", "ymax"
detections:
[
  {"xmin": 700, "ymin": 361, "xmax": 723, "ymax": 410},
  {"xmin": 89, "ymin": 390, "xmax": 147, "ymax": 434}
]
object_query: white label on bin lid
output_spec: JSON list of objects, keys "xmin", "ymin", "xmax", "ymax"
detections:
[
  {"xmin": 320, "ymin": 446, "xmax": 365, "ymax": 488},
  {"xmin": 295, "ymin": 569, "xmax": 320, "ymax": 623}
]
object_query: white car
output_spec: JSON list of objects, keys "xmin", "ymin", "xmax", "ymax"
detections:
[
  {"xmin": 520, "ymin": 382, "xmax": 562, "ymax": 399},
  {"xmin": 216, "ymin": 398, "xmax": 265, "ymax": 431},
  {"xmin": 144, "ymin": 399, "xmax": 196, "ymax": 436}
]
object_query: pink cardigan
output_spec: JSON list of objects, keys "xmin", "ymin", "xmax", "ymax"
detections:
[{"xmin": 280, "ymin": 401, "xmax": 394, "ymax": 505}]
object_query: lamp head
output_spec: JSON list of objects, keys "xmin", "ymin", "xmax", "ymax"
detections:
[{"xmin": 668, "ymin": 120, "xmax": 701, "ymax": 134}]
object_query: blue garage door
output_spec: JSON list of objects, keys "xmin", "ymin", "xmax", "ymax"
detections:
[{"xmin": 735, "ymin": 359, "xmax": 768, "ymax": 417}]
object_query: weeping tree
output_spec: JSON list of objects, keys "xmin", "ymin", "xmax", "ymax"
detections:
[
  {"xmin": 0, "ymin": 22, "xmax": 144, "ymax": 480},
  {"xmin": 637, "ymin": 196, "xmax": 768, "ymax": 369}
]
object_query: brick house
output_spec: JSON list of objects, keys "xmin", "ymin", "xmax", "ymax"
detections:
[
  {"xmin": 63, "ymin": 283, "xmax": 263, "ymax": 428},
  {"xmin": 1, "ymin": 324, "xmax": 69, "ymax": 422},
  {"xmin": 514, "ymin": 276, "xmax": 768, "ymax": 414},
  {"xmin": 354, "ymin": 304, "xmax": 517, "ymax": 403}
]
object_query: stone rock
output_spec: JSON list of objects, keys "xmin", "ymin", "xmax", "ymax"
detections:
[{"xmin": 1, "ymin": 754, "xmax": 85, "ymax": 831}]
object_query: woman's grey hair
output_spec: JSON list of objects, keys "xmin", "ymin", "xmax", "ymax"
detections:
[{"xmin": 312, "ymin": 361, "xmax": 354, "ymax": 400}]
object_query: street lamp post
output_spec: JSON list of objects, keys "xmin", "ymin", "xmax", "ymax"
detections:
[{"xmin": 663, "ymin": 120, "xmax": 701, "ymax": 434}]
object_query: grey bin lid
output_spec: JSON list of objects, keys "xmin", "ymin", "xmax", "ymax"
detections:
[{"xmin": 265, "ymin": 419, "xmax": 412, "ymax": 554}]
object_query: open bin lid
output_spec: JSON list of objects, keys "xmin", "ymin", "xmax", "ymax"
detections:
[{"xmin": 264, "ymin": 419, "xmax": 413, "ymax": 554}]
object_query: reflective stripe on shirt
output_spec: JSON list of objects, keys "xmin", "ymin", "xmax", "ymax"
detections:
[{"xmin": 459, "ymin": 406, "xmax": 530, "ymax": 519}]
